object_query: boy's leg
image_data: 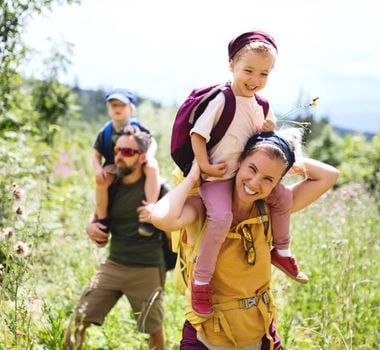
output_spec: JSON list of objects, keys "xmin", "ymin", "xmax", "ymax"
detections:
[
  {"xmin": 139, "ymin": 158, "xmax": 160, "ymax": 237},
  {"xmin": 265, "ymin": 183, "xmax": 308, "ymax": 283},
  {"xmin": 95, "ymin": 171, "xmax": 116, "ymax": 222},
  {"xmin": 149, "ymin": 327, "xmax": 165, "ymax": 350},
  {"xmin": 143, "ymin": 157, "xmax": 160, "ymax": 204},
  {"xmin": 191, "ymin": 179, "xmax": 233, "ymax": 316}
]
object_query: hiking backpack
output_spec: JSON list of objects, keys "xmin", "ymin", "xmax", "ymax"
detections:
[
  {"xmin": 170, "ymin": 82, "xmax": 269, "ymax": 176},
  {"xmin": 101, "ymin": 118, "xmax": 143, "ymax": 162}
]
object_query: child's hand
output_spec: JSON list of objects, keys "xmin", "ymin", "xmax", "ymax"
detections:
[
  {"xmin": 143, "ymin": 156, "xmax": 159, "ymax": 174},
  {"xmin": 261, "ymin": 116, "xmax": 276, "ymax": 132},
  {"xmin": 137, "ymin": 200, "xmax": 155, "ymax": 223},
  {"xmin": 201, "ymin": 162, "xmax": 228, "ymax": 178}
]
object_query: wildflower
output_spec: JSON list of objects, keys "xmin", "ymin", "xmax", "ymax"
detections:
[
  {"xmin": 14, "ymin": 241, "xmax": 30, "ymax": 258},
  {"xmin": 15, "ymin": 206, "xmax": 24, "ymax": 215},
  {"xmin": 277, "ymin": 97, "xmax": 320, "ymax": 127},
  {"xmin": 12, "ymin": 183, "xmax": 23, "ymax": 200},
  {"xmin": 309, "ymin": 97, "xmax": 319, "ymax": 107},
  {"xmin": 0, "ymin": 227, "xmax": 13, "ymax": 240}
]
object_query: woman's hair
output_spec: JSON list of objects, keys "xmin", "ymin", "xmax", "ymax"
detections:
[{"xmin": 240, "ymin": 127, "xmax": 304, "ymax": 176}]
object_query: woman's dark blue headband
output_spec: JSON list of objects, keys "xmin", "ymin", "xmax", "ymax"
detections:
[{"xmin": 244, "ymin": 132, "xmax": 295, "ymax": 174}]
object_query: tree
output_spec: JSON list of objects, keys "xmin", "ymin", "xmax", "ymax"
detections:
[
  {"xmin": 0, "ymin": 0, "xmax": 78, "ymax": 118},
  {"xmin": 306, "ymin": 124, "xmax": 343, "ymax": 168}
]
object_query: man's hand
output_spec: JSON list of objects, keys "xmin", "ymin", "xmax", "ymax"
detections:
[{"xmin": 86, "ymin": 221, "xmax": 109, "ymax": 247}]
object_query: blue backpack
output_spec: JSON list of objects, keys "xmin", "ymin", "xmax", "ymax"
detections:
[
  {"xmin": 170, "ymin": 82, "xmax": 269, "ymax": 176},
  {"xmin": 101, "ymin": 118, "xmax": 142, "ymax": 163}
]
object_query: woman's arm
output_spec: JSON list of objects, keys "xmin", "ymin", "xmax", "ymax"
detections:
[
  {"xmin": 289, "ymin": 157, "xmax": 340, "ymax": 213},
  {"xmin": 151, "ymin": 162, "xmax": 202, "ymax": 232}
]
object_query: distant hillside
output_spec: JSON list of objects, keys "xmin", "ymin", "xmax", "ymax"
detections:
[
  {"xmin": 73, "ymin": 87, "xmax": 377, "ymax": 141},
  {"xmin": 73, "ymin": 87, "xmax": 163, "ymax": 121},
  {"xmin": 332, "ymin": 125, "xmax": 375, "ymax": 139}
]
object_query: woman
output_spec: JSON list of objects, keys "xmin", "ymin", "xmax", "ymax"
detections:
[{"xmin": 151, "ymin": 130, "xmax": 339, "ymax": 350}]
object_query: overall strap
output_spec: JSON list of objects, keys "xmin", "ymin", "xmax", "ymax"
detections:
[{"xmin": 256, "ymin": 199, "xmax": 269, "ymax": 239}]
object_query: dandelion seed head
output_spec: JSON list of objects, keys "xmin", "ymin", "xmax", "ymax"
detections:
[
  {"xmin": 0, "ymin": 227, "xmax": 13, "ymax": 240},
  {"xmin": 15, "ymin": 206, "xmax": 24, "ymax": 215},
  {"xmin": 12, "ymin": 184, "xmax": 23, "ymax": 200},
  {"xmin": 14, "ymin": 241, "xmax": 30, "ymax": 258}
]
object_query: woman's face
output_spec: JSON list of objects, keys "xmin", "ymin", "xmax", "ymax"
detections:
[{"xmin": 235, "ymin": 148, "xmax": 286, "ymax": 204}]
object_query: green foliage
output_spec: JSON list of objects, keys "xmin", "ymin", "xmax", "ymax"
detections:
[
  {"xmin": 1, "ymin": 115, "xmax": 379, "ymax": 349},
  {"xmin": 306, "ymin": 124, "xmax": 344, "ymax": 167},
  {"xmin": 0, "ymin": 0, "xmax": 79, "ymax": 116},
  {"xmin": 74, "ymin": 87, "xmax": 107, "ymax": 121},
  {"xmin": 135, "ymin": 99, "xmax": 178, "ymax": 180},
  {"xmin": 1, "ymin": 5, "xmax": 379, "ymax": 346}
]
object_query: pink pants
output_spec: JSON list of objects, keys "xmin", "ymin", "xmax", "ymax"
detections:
[{"xmin": 194, "ymin": 180, "xmax": 292, "ymax": 283}]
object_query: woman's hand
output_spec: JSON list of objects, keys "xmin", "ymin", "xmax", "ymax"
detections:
[
  {"xmin": 151, "ymin": 160, "xmax": 201, "ymax": 232},
  {"xmin": 290, "ymin": 157, "xmax": 339, "ymax": 213},
  {"xmin": 187, "ymin": 160, "xmax": 201, "ymax": 186}
]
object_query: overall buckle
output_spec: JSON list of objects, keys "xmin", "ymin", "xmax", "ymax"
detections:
[{"xmin": 242, "ymin": 296, "xmax": 258, "ymax": 308}]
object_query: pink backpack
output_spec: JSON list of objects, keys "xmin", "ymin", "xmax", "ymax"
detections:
[{"xmin": 170, "ymin": 82, "xmax": 269, "ymax": 175}]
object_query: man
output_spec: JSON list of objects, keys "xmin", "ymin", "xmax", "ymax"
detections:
[{"xmin": 65, "ymin": 125, "xmax": 168, "ymax": 350}]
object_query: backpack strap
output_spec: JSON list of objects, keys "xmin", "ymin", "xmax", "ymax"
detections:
[
  {"xmin": 207, "ymin": 89, "xmax": 268, "ymax": 151},
  {"xmin": 207, "ymin": 84, "xmax": 236, "ymax": 150},
  {"xmin": 255, "ymin": 94, "xmax": 269, "ymax": 119},
  {"xmin": 102, "ymin": 121, "xmax": 114, "ymax": 161}
]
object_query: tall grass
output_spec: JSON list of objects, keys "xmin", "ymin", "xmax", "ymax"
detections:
[
  {"xmin": 1, "ymin": 119, "xmax": 379, "ymax": 349},
  {"xmin": 273, "ymin": 184, "xmax": 380, "ymax": 349}
]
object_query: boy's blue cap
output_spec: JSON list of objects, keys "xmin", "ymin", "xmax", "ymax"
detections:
[{"xmin": 105, "ymin": 88, "xmax": 137, "ymax": 105}]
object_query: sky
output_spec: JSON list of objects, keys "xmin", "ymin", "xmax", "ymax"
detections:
[{"xmin": 22, "ymin": 0, "xmax": 380, "ymax": 133}]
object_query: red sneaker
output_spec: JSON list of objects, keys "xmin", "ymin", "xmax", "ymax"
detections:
[
  {"xmin": 191, "ymin": 280, "xmax": 214, "ymax": 317},
  {"xmin": 271, "ymin": 249, "xmax": 309, "ymax": 284}
]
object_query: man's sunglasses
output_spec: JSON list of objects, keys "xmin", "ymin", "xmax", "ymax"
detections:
[{"xmin": 114, "ymin": 147, "xmax": 143, "ymax": 157}]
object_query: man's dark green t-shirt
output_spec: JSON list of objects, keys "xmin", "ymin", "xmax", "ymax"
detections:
[{"xmin": 107, "ymin": 176, "xmax": 169, "ymax": 267}]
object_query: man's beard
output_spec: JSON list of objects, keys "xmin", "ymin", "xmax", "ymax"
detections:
[{"xmin": 117, "ymin": 165, "xmax": 135, "ymax": 177}]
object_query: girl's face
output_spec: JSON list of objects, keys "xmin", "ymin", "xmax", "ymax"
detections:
[
  {"xmin": 235, "ymin": 148, "xmax": 286, "ymax": 204},
  {"xmin": 229, "ymin": 50, "xmax": 275, "ymax": 97},
  {"xmin": 107, "ymin": 99, "xmax": 132, "ymax": 124}
]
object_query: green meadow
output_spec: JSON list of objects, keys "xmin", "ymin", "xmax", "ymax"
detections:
[{"xmin": 1, "ymin": 102, "xmax": 379, "ymax": 349}]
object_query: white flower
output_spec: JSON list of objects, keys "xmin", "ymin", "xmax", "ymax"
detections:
[{"xmin": 14, "ymin": 241, "xmax": 30, "ymax": 258}]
